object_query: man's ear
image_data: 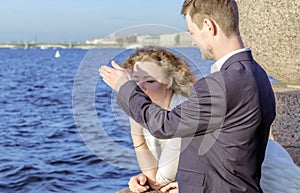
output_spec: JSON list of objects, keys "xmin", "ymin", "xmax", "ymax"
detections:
[{"xmin": 204, "ymin": 18, "xmax": 217, "ymax": 36}]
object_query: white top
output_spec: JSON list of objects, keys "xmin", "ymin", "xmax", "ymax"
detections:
[
  {"xmin": 142, "ymin": 93, "xmax": 187, "ymax": 184},
  {"xmin": 210, "ymin": 48, "xmax": 250, "ymax": 73}
]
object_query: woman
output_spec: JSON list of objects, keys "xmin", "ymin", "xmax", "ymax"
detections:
[{"xmin": 122, "ymin": 47, "xmax": 195, "ymax": 192}]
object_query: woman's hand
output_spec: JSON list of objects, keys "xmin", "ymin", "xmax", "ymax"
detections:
[
  {"xmin": 128, "ymin": 173, "xmax": 149, "ymax": 192},
  {"xmin": 146, "ymin": 177, "xmax": 163, "ymax": 191},
  {"xmin": 128, "ymin": 173, "xmax": 163, "ymax": 192}
]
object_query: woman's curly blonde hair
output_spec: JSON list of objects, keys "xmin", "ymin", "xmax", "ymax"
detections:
[{"xmin": 123, "ymin": 46, "xmax": 195, "ymax": 97}]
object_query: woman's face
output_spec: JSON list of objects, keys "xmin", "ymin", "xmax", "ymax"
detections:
[{"xmin": 132, "ymin": 61, "xmax": 171, "ymax": 106}]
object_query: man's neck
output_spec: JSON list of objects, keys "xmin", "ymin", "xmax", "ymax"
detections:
[{"xmin": 214, "ymin": 34, "xmax": 245, "ymax": 61}]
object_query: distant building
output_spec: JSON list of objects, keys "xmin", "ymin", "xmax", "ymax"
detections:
[
  {"xmin": 85, "ymin": 38, "xmax": 103, "ymax": 44},
  {"xmin": 101, "ymin": 40, "xmax": 121, "ymax": 47},
  {"xmin": 179, "ymin": 32, "xmax": 193, "ymax": 47},
  {"xmin": 85, "ymin": 37, "xmax": 121, "ymax": 47},
  {"xmin": 84, "ymin": 32, "xmax": 193, "ymax": 48},
  {"xmin": 119, "ymin": 35, "xmax": 138, "ymax": 47},
  {"xmin": 160, "ymin": 33, "xmax": 179, "ymax": 46},
  {"xmin": 137, "ymin": 35, "xmax": 160, "ymax": 46}
]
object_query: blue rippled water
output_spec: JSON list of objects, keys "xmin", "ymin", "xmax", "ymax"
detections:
[
  {"xmin": 0, "ymin": 47, "xmax": 210, "ymax": 193},
  {"xmin": 0, "ymin": 47, "xmax": 276, "ymax": 193}
]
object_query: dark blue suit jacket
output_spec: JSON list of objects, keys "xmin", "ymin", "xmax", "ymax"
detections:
[{"xmin": 117, "ymin": 51, "xmax": 276, "ymax": 193}]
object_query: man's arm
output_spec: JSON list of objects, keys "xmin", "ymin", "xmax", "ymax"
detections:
[
  {"xmin": 100, "ymin": 62, "xmax": 227, "ymax": 139},
  {"xmin": 117, "ymin": 75, "xmax": 226, "ymax": 139}
]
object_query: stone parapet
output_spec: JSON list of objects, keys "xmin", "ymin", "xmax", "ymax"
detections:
[
  {"xmin": 237, "ymin": 0, "xmax": 300, "ymax": 85},
  {"xmin": 117, "ymin": 188, "xmax": 163, "ymax": 193},
  {"xmin": 271, "ymin": 83, "xmax": 300, "ymax": 165}
]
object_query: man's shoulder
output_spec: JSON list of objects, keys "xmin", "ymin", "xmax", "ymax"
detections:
[
  {"xmin": 192, "ymin": 72, "xmax": 227, "ymax": 96},
  {"xmin": 221, "ymin": 50, "xmax": 254, "ymax": 70}
]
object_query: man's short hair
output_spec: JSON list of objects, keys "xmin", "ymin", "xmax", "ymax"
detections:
[{"xmin": 181, "ymin": 0, "xmax": 240, "ymax": 37}]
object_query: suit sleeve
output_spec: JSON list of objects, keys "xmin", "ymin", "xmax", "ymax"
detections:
[{"xmin": 117, "ymin": 74, "xmax": 227, "ymax": 139}]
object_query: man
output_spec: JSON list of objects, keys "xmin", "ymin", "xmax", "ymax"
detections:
[{"xmin": 100, "ymin": 0, "xmax": 276, "ymax": 192}]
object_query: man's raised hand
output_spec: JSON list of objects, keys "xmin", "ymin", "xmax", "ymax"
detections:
[{"xmin": 99, "ymin": 60, "xmax": 131, "ymax": 92}]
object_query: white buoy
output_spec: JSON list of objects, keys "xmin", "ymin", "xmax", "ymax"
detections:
[{"xmin": 54, "ymin": 50, "xmax": 61, "ymax": 58}]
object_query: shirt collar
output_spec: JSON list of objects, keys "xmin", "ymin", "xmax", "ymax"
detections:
[{"xmin": 210, "ymin": 48, "xmax": 250, "ymax": 73}]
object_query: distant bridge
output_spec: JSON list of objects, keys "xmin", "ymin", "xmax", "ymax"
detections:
[{"xmin": 0, "ymin": 42, "xmax": 123, "ymax": 49}]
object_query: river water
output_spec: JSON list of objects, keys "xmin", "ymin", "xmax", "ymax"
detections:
[{"xmin": 0, "ymin": 47, "xmax": 277, "ymax": 192}]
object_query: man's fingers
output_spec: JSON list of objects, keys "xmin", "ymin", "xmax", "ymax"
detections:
[
  {"xmin": 99, "ymin": 66, "xmax": 112, "ymax": 75},
  {"xmin": 99, "ymin": 66, "xmax": 116, "ymax": 87},
  {"xmin": 101, "ymin": 76, "xmax": 113, "ymax": 88},
  {"xmin": 169, "ymin": 189, "xmax": 179, "ymax": 193},
  {"xmin": 111, "ymin": 60, "xmax": 124, "ymax": 70},
  {"xmin": 98, "ymin": 64, "xmax": 130, "ymax": 92},
  {"xmin": 160, "ymin": 182, "xmax": 178, "ymax": 193},
  {"xmin": 99, "ymin": 62, "xmax": 122, "ymax": 74}
]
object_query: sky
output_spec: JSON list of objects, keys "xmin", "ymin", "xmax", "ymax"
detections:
[{"xmin": 0, "ymin": 0, "xmax": 187, "ymax": 43}]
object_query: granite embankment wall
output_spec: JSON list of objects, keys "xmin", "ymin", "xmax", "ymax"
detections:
[
  {"xmin": 237, "ymin": 0, "xmax": 299, "ymax": 85},
  {"xmin": 271, "ymin": 84, "xmax": 300, "ymax": 165}
]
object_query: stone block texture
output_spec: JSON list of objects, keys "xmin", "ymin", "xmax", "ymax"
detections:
[{"xmin": 237, "ymin": 0, "xmax": 300, "ymax": 85}]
